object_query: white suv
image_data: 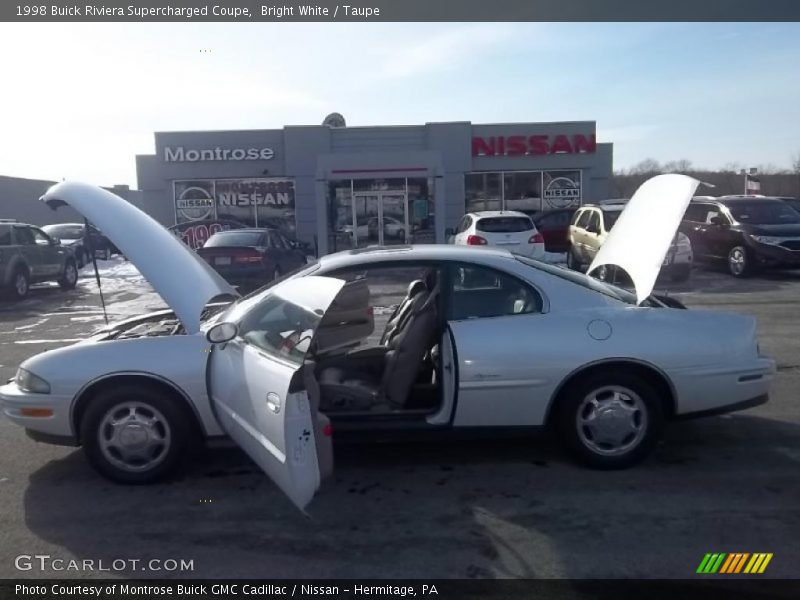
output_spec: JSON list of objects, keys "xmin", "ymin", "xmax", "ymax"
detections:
[{"xmin": 448, "ymin": 211, "xmax": 545, "ymax": 259}]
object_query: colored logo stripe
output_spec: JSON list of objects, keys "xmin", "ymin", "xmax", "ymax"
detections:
[{"xmin": 697, "ymin": 553, "xmax": 773, "ymax": 574}]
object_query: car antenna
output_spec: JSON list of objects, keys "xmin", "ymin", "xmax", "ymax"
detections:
[{"xmin": 85, "ymin": 217, "xmax": 109, "ymax": 325}]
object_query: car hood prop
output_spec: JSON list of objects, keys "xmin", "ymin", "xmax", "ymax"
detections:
[
  {"xmin": 588, "ymin": 174, "xmax": 700, "ymax": 305},
  {"xmin": 84, "ymin": 216, "xmax": 109, "ymax": 326},
  {"xmin": 41, "ymin": 182, "xmax": 239, "ymax": 334}
]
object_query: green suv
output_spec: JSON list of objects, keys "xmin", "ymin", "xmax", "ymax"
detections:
[{"xmin": 0, "ymin": 220, "xmax": 79, "ymax": 299}]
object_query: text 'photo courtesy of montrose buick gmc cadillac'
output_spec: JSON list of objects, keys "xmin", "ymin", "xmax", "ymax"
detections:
[{"xmin": 0, "ymin": 176, "xmax": 775, "ymax": 512}]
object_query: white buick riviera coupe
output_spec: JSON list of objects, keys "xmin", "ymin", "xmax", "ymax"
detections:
[{"xmin": 0, "ymin": 176, "xmax": 775, "ymax": 511}]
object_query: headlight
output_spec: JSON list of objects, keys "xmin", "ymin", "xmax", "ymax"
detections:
[
  {"xmin": 750, "ymin": 235, "xmax": 782, "ymax": 245},
  {"xmin": 16, "ymin": 368, "xmax": 51, "ymax": 394}
]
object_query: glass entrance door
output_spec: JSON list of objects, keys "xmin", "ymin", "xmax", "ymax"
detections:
[{"xmin": 352, "ymin": 192, "xmax": 408, "ymax": 248}]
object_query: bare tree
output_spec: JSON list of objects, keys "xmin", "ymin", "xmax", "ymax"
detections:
[
  {"xmin": 629, "ymin": 158, "xmax": 662, "ymax": 175},
  {"xmin": 663, "ymin": 159, "xmax": 693, "ymax": 173}
]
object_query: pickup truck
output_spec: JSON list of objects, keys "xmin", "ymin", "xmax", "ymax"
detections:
[{"xmin": 0, "ymin": 220, "xmax": 79, "ymax": 299}]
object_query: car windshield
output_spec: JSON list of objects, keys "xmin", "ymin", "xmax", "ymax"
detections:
[
  {"xmin": 515, "ymin": 255, "xmax": 638, "ymax": 305},
  {"xmin": 476, "ymin": 216, "xmax": 534, "ymax": 233},
  {"xmin": 726, "ymin": 202, "xmax": 800, "ymax": 225},
  {"xmin": 204, "ymin": 231, "xmax": 263, "ymax": 247},
  {"xmin": 43, "ymin": 224, "xmax": 84, "ymax": 239},
  {"xmin": 602, "ymin": 210, "xmax": 621, "ymax": 230}
]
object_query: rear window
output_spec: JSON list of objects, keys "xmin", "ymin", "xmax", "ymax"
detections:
[
  {"xmin": 0, "ymin": 226, "xmax": 11, "ymax": 246},
  {"xmin": 476, "ymin": 216, "xmax": 534, "ymax": 233},
  {"xmin": 204, "ymin": 231, "xmax": 264, "ymax": 247}
]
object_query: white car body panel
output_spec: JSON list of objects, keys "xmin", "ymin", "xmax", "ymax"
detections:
[
  {"xmin": 589, "ymin": 174, "xmax": 700, "ymax": 303},
  {"xmin": 41, "ymin": 182, "xmax": 238, "ymax": 333}
]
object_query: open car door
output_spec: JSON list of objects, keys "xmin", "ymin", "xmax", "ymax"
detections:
[{"xmin": 207, "ymin": 276, "xmax": 346, "ymax": 511}]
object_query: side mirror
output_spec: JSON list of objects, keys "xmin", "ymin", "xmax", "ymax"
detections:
[{"xmin": 206, "ymin": 321, "xmax": 238, "ymax": 344}]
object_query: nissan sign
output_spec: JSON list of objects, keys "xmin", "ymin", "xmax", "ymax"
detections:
[
  {"xmin": 472, "ymin": 134, "xmax": 596, "ymax": 157},
  {"xmin": 164, "ymin": 146, "xmax": 274, "ymax": 163}
]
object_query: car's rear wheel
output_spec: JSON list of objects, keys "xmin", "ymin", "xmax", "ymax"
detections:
[
  {"xmin": 80, "ymin": 386, "xmax": 194, "ymax": 484},
  {"xmin": 566, "ymin": 248, "xmax": 580, "ymax": 271},
  {"xmin": 58, "ymin": 260, "xmax": 78, "ymax": 289},
  {"xmin": 728, "ymin": 246, "xmax": 753, "ymax": 278},
  {"xmin": 556, "ymin": 370, "xmax": 663, "ymax": 469},
  {"xmin": 11, "ymin": 269, "xmax": 30, "ymax": 299}
]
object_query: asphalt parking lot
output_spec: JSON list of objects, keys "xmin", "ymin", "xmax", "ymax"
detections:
[{"xmin": 1, "ymin": 261, "xmax": 799, "ymax": 579}]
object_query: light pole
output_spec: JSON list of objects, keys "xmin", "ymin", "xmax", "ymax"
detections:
[{"xmin": 739, "ymin": 167, "xmax": 758, "ymax": 195}]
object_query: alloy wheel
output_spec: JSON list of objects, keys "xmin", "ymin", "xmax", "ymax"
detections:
[
  {"xmin": 729, "ymin": 247, "xmax": 747, "ymax": 276},
  {"xmin": 15, "ymin": 272, "xmax": 28, "ymax": 297}
]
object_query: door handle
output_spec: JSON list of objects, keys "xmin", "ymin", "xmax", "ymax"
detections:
[{"xmin": 266, "ymin": 392, "xmax": 281, "ymax": 414}]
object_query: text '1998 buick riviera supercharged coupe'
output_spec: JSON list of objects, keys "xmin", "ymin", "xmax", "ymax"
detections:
[{"xmin": 0, "ymin": 175, "xmax": 775, "ymax": 511}]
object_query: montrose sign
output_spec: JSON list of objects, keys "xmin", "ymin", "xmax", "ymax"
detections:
[{"xmin": 164, "ymin": 146, "xmax": 275, "ymax": 163}]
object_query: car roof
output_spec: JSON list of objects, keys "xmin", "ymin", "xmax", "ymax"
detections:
[
  {"xmin": 580, "ymin": 203, "xmax": 625, "ymax": 212},
  {"xmin": 317, "ymin": 244, "xmax": 515, "ymax": 270},
  {"xmin": 713, "ymin": 196, "xmax": 787, "ymax": 206},
  {"xmin": 211, "ymin": 227, "xmax": 273, "ymax": 234},
  {"xmin": 42, "ymin": 222, "xmax": 84, "ymax": 227},
  {"xmin": 468, "ymin": 210, "xmax": 531, "ymax": 219}
]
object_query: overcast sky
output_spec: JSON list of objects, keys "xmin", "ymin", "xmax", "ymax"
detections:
[{"xmin": 1, "ymin": 22, "xmax": 798, "ymax": 187}]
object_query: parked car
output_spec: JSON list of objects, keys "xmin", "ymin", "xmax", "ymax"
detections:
[
  {"xmin": 679, "ymin": 196, "xmax": 800, "ymax": 277},
  {"xmin": 41, "ymin": 222, "xmax": 117, "ymax": 267},
  {"xmin": 368, "ymin": 216, "xmax": 407, "ymax": 241},
  {"xmin": 0, "ymin": 220, "xmax": 78, "ymax": 299},
  {"xmin": 196, "ymin": 228, "xmax": 307, "ymax": 290},
  {"xmin": 530, "ymin": 208, "xmax": 577, "ymax": 253},
  {"xmin": 777, "ymin": 196, "xmax": 800, "ymax": 215},
  {"xmin": 447, "ymin": 210, "xmax": 545, "ymax": 259},
  {"xmin": 0, "ymin": 179, "xmax": 776, "ymax": 511},
  {"xmin": 568, "ymin": 204, "xmax": 693, "ymax": 282}
]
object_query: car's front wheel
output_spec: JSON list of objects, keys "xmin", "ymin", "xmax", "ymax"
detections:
[
  {"xmin": 80, "ymin": 386, "xmax": 195, "ymax": 484},
  {"xmin": 556, "ymin": 370, "xmax": 664, "ymax": 469},
  {"xmin": 728, "ymin": 245, "xmax": 753, "ymax": 278},
  {"xmin": 10, "ymin": 269, "xmax": 30, "ymax": 299}
]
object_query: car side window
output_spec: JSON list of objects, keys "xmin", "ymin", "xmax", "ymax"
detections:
[
  {"xmin": 449, "ymin": 264, "xmax": 542, "ymax": 320},
  {"xmin": 684, "ymin": 204, "xmax": 709, "ymax": 222},
  {"xmin": 575, "ymin": 210, "xmax": 591, "ymax": 229},
  {"xmin": 237, "ymin": 294, "xmax": 320, "ymax": 365},
  {"xmin": 13, "ymin": 226, "xmax": 36, "ymax": 245},
  {"xmin": 457, "ymin": 216, "xmax": 472, "ymax": 234},
  {"xmin": 268, "ymin": 231, "xmax": 286, "ymax": 249},
  {"xmin": 705, "ymin": 209, "xmax": 729, "ymax": 225},
  {"xmin": 31, "ymin": 228, "xmax": 52, "ymax": 246},
  {"xmin": 586, "ymin": 212, "xmax": 600, "ymax": 233}
]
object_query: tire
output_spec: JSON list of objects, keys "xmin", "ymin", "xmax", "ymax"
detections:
[
  {"xmin": 566, "ymin": 248, "xmax": 580, "ymax": 271},
  {"xmin": 669, "ymin": 264, "xmax": 691, "ymax": 283},
  {"xmin": 556, "ymin": 369, "xmax": 664, "ymax": 469},
  {"xmin": 727, "ymin": 246, "xmax": 753, "ymax": 278},
  {"xmin": 10, "ymin": 269, "xmax": 30, "ymax": 299},
  {"xmin": 58, "ymin": 260, "xmax": 78, "ymax": 290},
  {"xmin": 80, "ymin": 385, "xmax": 196, "ymax": 484}
]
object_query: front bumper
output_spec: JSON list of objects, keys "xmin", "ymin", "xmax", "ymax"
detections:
[
  {"xmin": 0, "ymin": 381, "xmax": 76, "ymax": 440},
  {"xmin": 748, "ymin": 241, "xmax": 800, "ymax": 266}
]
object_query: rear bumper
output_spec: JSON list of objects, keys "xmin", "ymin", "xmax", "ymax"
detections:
[{"xmin": 669, "ymin": 357, "xmax": 776, "ymax": 417}]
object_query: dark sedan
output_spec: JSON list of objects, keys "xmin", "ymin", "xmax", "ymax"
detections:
[
  {"xmin": 530, "ymin": 208, "xmax": 576, "ymax": 253},
  {"xmin": 196, "ymin": 228, "xmax": 307, "ymax": 291},
  {"xmin": 680, "ymin": 196, "xmax": 800, "ymax": 277}
]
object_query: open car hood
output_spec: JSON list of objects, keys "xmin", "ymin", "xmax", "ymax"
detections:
[
  {"xmin": 588, "ymin": 174, "xmax": 700, "ymax": 304},
  {"xmin": 41, "ymin": 182, "xmax": 239, "ymax": 334}
]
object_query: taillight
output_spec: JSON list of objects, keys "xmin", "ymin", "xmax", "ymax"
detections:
[
  {"xmin": 529, "ymin": 233, "xmax": 544, "ymax": 244},
  {"xmin": 234, "ymin": 255, "xmax": 263, "ymax": 263},
  {"xmin": 323, "ymin": 423, "xmax": 333, "ymax": 437},
  {"xmin": 233, "ymin": 248, "xmax": 265, "ymax": 263},
  {"xmin": 466, "ymin": 235, "xmax": 488, "ymax": 245}
]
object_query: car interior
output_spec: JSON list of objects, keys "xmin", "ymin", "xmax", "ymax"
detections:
[{"xmin": 311, "ymin": 266, "xmax": 445, "ymax": 416}]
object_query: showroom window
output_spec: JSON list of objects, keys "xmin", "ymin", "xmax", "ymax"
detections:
[{"xmin": 465, "ymin": 170, "xmax": 582, "ymax": 215}]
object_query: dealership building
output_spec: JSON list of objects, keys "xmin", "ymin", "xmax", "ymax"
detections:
[{"xmin": 136, "ymin": 118, "xmax": 613, "ymax": 254}]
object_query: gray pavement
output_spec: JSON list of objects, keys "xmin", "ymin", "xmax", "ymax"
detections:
[{"xmin": 0, "ymin": 264, "xmax": 799, "ymax": 579}]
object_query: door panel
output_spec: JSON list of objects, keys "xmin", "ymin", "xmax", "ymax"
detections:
[
  {"xmin": 13, "ymin": 227, "xmax": 42, "ymax": 277},
  {"xmin": 207, "ymin": 275, "xmax": 346, "ymax": 511},
  {"xmin": 209, "ymin": 341, "xmax": 320, "ymax": 510}
]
